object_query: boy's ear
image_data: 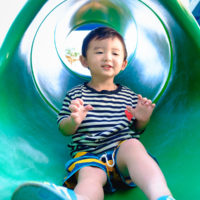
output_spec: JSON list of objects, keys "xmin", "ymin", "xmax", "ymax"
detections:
[
  {"xmin": 121, "ymin": 60, "xmax": 128, "ymax": 70},
  {"xmin": 79, "ymin": 55, "xmax": 88, "ymax": 68}
]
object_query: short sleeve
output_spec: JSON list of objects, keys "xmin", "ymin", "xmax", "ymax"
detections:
[{"xmin": 57, "ymin": 94, "xmax": 71, "ymax": 125}]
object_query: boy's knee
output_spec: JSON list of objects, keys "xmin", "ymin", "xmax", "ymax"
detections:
[
  {"xmin": 77, "ymin": 166, "xmax": 107, "ymax": 186},
  {"xmin": 120, "ymin": 138, "xmax": 142, "ymax": 150},
  {"xmin": 117, "ymin": 139, "xmax": 147, "ymax": 163}
]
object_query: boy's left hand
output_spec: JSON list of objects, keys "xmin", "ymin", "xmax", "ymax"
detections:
[{"xmin": 126, "ymin": 94, "xmax": 155, "ymax": 123}]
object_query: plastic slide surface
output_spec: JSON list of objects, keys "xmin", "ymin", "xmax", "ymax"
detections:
[{"xmin": 0, "ymin": 0, "xmax": 200, "ymax": 199}]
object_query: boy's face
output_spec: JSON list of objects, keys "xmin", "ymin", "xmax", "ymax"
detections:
[{"xmin": 80, "ymin": 37, "xmax": 127, "ymax": 80}]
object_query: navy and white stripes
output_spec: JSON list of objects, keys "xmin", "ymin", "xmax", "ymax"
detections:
[{"xmin": 57, "ymin": 83, "xmax": 140, "ymax": 157}]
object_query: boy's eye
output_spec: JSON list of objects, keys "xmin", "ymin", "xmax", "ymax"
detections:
[
  {"xmin": 95, "ymin": 51, "xmax": 103, "ymax": 54},
  {"xmin": 113, "ymin": 52, "xmax": 119, "ymax": 56}
]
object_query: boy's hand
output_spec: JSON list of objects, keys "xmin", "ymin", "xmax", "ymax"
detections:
[
  {"xmin": 69, "ymin": 98, "xmax": 93, "ymax": 126},
  {"xmin": 126, "ymin": 95, "xmax": 155, "ymax": 129}
]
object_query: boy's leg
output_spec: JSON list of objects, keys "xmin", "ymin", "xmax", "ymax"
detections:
[
  {"xmin": 74, "ymin": 166, "xmax": 107, "ymax": 200},
  {"xmin": 116, "ymin": 139, "xmax": 173, "ymax": 200}
]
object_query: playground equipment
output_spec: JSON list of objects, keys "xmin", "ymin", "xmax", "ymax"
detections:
[{"xmin": 0, "ymin": 0, "xmax": 200, "ymax": 199}]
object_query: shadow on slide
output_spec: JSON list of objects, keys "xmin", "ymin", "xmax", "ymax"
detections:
[{"xmin": 0, "ymin": 0, "xmax": 200, "ymax": 199}]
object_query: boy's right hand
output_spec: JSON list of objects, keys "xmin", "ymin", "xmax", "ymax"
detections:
[{"xmin": 69, "ymin": 98, "xmax": 93, "ymax": 126}]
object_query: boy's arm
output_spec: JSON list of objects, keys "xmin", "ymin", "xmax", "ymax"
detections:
[
  {"xmin": 134, "ymin": 116, "xmax": 150, "ymax": 132},
  {"xmin": 127, "ymin": 94, "xmax": 155, "ymax": 132},
  {"xmin": 58, "ymin": 98, "xmax": 93, "ymax": 136},
  {"xmin": 59, "ymin": 116, "xmax": 79, "ymax": 136}
]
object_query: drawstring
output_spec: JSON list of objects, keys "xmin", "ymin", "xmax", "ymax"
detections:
[{"xmin": 100, "ymin": 150, "xmax": 116, "ymax": 167}]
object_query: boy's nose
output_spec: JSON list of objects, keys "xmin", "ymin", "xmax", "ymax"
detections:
[{"xmin": 104, "ymin": 53, "xmax": 112, "ymax": 61}]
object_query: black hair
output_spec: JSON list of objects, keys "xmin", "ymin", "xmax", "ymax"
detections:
[{"xmin": 81, "ymin": 26, "xmax": 127, "ymax": 60}]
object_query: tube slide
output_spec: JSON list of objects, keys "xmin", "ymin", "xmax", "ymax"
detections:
[{"xmin": 0, "ymin": 0, "xmax": 200, "ymax": 199}]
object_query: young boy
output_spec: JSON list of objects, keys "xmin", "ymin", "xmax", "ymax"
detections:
[{"xmin": 57, "ymin": 27, "xmax": 175, "ymax": 200}]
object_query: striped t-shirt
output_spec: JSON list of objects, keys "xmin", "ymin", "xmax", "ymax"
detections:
[{"xmin": 57, "ymin": 83, "xmax": 141, "ymax": 157}]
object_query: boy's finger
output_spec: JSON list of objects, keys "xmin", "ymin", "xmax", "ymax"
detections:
[
  {"xmin": 152, "ymin": 103, "xmax": 156, "ymax": 108},
  {"xmin": 137, "ymin": 94, "xmax": 143, "ymax": 100},
  {"xmin": 69, "ymin": 104, "xmax": 78, "ymax": 112},
  {"xmin": 77, "ymin": 98, "xmax": 84, "ymax": 106},
  {"xmin": 126, "ymin": 106, "xmax": 134, "ymax": 114},
  {"xmin": 141, "ymin": 97, "xmax": 148, "ymax": 105},
  {"xmin": 71, "ymin": 98, "xmax": 83, "ymax": 107},
  {"xmin": 84, "ymin": 104, "xmax": 94, "ymax": 111},
  {"xmin": 71, "ymin": 100, "xmax": 79, "ymax": 106},
  {"xmin": 144, "ymin": 99, "xmax": 152, "ymax": 105}
]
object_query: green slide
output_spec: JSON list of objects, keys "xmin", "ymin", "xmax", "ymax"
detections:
[{"xmin": 0, "ymin": 0, "xmax": 200, "ymax": 199}]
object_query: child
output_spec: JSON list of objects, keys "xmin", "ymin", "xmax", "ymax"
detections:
[{"xmin": 57, "ymin": 27, "xmax": 175, "ymax": 200}]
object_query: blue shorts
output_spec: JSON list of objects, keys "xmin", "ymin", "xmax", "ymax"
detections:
[{"xmin": 63, "ymin": 142, "xmax": 136, "ymax": 193}]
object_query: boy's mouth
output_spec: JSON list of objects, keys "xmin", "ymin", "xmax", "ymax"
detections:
[{"xmin": 102, "ymin": 65, "xmax": 112, "ymax": 70}]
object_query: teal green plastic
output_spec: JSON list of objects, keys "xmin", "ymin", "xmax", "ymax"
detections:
[{"xmin": 0, "ymin": 0, "xmax": 200, "ymax": 200}]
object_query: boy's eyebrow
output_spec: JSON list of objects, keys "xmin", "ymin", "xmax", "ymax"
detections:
[
  {"xmin": 93, "ymin": 47, "xmax": 120, "ymax": 51},
  {"xmin": 112, "ymin": 48, "xmax": 120, "ymax": 51},
  {"xmin": 93, "ymin": 47, "xmax": 102, "ymax": 50}
]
